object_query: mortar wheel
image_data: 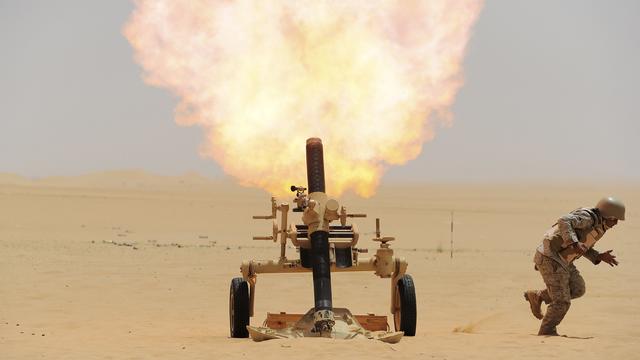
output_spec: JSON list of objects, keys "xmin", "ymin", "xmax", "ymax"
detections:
[
  {"xmin": 229, "ymin": 277, "xmax": 250, "ymax": 338},
  {"xmin": 393, "ymin": 274, "xmax": 417, "ymax": 336}
]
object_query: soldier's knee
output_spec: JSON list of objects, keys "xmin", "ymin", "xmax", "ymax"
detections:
[{"xmin": 571, "ymin": 284, "xmax": 586, "ymax": 299}]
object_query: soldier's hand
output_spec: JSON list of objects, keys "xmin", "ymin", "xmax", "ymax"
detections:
[
  {"xmin": 599, "ymin": 250, "xmax": 619, "ymax": 266},
  {"xmin": 573, "ymin": 242, "xmax": 589, "ymax": 255}
]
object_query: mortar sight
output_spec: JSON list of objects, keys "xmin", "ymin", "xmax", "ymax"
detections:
[{"xmin": 291, "ymin": 185, "xmax": 308, "ymax": 212}]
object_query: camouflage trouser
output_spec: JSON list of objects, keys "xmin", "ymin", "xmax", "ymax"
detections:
[{"xmin": 536, "ymin": 254, "xmax": 586, "ymax": 332}]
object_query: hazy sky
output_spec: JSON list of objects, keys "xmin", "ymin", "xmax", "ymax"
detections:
[{"xmin": 1, "ymin": 1, "xmax": 638, "ymax": 182}]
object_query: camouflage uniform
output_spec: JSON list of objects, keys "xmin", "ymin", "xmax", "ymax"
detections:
[{"xmin": 533, "ymin": 208, "xmax": 608, "ymax": 334}]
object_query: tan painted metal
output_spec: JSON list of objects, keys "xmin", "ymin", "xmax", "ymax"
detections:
[
  {"xmin": 286, "ymin": 224, "xmax": 309, "ymax": 249},
  {"xmin": 390, "ymin": 257, "xmax": 408, "ymax": 314},
  {"xmin": 333, "ymin": 223, "xmax": 359, "ymax": 249},
  {"xmin": 247, "ymin": 195, "xmax": 408, "ymax": 327},
  {"xmin": 324, "ymin": 198, "xmax": 340, "ymax": 222},
  {"xmin": 278, "ymin": 203, "xmax": 289, "ymax": 261},
  {"xmin": 265, "ymin": 312, "xmax": 389, "ymax": 331},
  {"xmin": 339, "ymin": 206, "xmax": 367, "ymax": 226},
  {"xmin": 242, "ymin": 257, "xmax": 376, "ymax": 276},
  {"xmin": 240, "ymin": 244, "xmax": 408, "ymax": 318},
  {"xmin": 240, "ymin": 138, "xmax": 412, "ymax": 338}
]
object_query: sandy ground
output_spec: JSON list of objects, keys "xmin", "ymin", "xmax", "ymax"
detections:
[{"xmin": 1, "ymin": 172, "xmax": 639, "ymax": 359}]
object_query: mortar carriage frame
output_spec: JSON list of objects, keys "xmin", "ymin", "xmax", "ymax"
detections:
[{"xmin": 228, "ymin": 138, "xmax": 417, "ymax": 339}]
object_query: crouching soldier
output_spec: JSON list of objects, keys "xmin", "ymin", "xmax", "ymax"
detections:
[{"xmin": 524, "ymin": 197, "xmax": 625, "ymax": 336}]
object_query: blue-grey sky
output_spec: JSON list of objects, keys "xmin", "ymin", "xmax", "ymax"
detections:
[{"xmin": 1, "ymin": 1, "xmax": 638, "ymax": 182}]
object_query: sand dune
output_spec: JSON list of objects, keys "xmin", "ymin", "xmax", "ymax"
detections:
[{"xmin": 1, "ymin": 173, "xmax": 638, "ymax": 359}]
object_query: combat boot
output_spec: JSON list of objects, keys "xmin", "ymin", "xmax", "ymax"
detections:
[
  {"xmin": 538, "ymin": 326, "xmax": 559, "ymax": 336},
  {"xmin": 524, "ymin": 290, "xmax": 544, "ymax": 320}
]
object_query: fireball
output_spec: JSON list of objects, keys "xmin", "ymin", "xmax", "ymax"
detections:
[{"xmin": 124, "ymin": 0, "xmax": 483, "ymax": 197}]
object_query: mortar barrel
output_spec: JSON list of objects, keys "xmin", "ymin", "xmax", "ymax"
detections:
[
  {"xmin": 305, "ymin": 138, "xmax": 325, "ymax": 193},
  {"xmin": 305, "ymin": 137, "xmax": 332, "ymax": 313},
  {"xmin": 310, "ymin": 231, "xmax": 332, "ymax": 310}
]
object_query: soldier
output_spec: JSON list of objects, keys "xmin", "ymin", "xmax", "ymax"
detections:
[{"xmin": 524, "ymin": 197, "xmax": 625, "ymax": 336}]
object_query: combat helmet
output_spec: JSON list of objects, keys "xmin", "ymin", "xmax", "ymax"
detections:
[{"xmin": 596, "ymin": 197, "xmax": 626, "ymax": 221}]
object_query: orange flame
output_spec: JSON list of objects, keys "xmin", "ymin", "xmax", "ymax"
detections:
[{"xmin": 124, "ymin": 1, "xmax": 482, "ymax": 197}]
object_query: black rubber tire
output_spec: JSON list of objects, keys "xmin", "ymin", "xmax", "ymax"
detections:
[
  {"xmin": 394, "ymin": 274, "xmax": 417, "ymax": 336},
  {"xmin": 229, "ymin": 277, "xmax": 250, "ymax": 338}
]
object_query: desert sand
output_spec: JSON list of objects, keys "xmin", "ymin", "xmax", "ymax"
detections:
[{"xmin": 1, "ymin": 171, "xmax": 638, "ymax": 359}]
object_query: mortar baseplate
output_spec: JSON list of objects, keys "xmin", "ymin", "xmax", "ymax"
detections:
[{"xmin": 246, "ymin": 307, "xmax": 403, "ymax": 343}]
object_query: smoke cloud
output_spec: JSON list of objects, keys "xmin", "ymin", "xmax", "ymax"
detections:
[{"xmin": 124, "ymin": 0, "xmax": 483, "ymax": 197}]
